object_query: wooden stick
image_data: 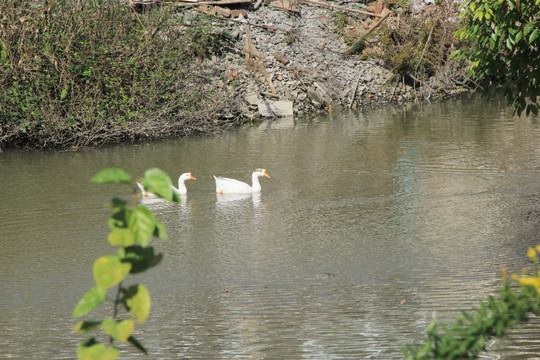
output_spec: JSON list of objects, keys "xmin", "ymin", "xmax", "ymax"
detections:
[
  {"xmin": 172, "ymin": 0, "xmax": 252, "ymax": 7},
  {"xmin": 365, "ymin": 9, "xmax": 391, "ymax": 35},
  {"xmin": 203, "ymin": 9, "xmax": 281, "ymax": 31},
  {"xmin": 390, "ymin": 77, "xmax": 400, "ymax": 101},
  {"xmin": 414, "ymin": 25, "xmax": 433, "ymax": 73},
  {"xmin": 228, "ymin": 18, "xmax": 279, "ymax": 31},
  {"xmin": 349, "ymin": 76, "xmax": 361, "ymax": 109},
  {"xmin": 302, "ymin": 0, "xmax": 382, "ymax": 18},
  {"xmin": 244, "ymin": 27, "xmax": 278, "ymax": 95},
  {"xmin": 244, "ymin": 26, "xmax": 252, "ymax": 63}
]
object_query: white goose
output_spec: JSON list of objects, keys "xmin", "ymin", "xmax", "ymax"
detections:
[
  {"xmin": 137, "ymin": 172, "xmax": 196, "ymax": 198},
  {"xmin": 214, "ymin": 168, "xmax": 270, "ymax": 194},
  {"xmin": 172, "ymin": 172, "xmax": 196, "ymax": 195}
]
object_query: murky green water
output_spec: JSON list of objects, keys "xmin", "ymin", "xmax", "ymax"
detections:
[{"xmin": 2, "ymin": 94, "xmax": 540, "ymax": 359}]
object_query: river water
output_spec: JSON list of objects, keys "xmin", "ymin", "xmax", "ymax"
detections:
[{"xmin": 2, "ymin": 94, "xmax": 540, "ymax": 359}]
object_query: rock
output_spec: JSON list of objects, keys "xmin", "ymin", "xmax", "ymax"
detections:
[
  {"xmin": 245, "ymin": 93, "xmax": 260, "ymax": 106},
  {"xmin": 258, "ymin": 100, "xmax": 294, "ymax": 117},
  {"xmin": 273, "ymin": 51, "xmax": 289, "ymax": 65}
]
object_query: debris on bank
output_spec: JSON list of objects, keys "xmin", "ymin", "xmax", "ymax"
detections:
[{"xmin": 140, "ymin": 0, "xmax": 470, "ymax": 121}]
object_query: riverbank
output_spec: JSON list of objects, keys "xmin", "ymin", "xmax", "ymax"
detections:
[{"xmin": 0, "ymin": 0, "xmax": 471, "ymax": 150}]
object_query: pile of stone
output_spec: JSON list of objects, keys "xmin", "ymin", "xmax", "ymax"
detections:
[{"xmin": 180, "ymin": 0, "xmax": 460, "ymax": 120}]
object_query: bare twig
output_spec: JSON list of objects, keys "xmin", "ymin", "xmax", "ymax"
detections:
[
  {"xmin": 390, "ymin": 77, "xmax": 400, "ymax": 101},
  {"xmin": 171, "ymin": 0, "xmax": 251, "ymax": 6},
  {"xmin": 349, "ymin": 75, "xmax": 361, "ymax": 109},
  {"xmin": 365, "ymin": 9, "xmax": 391, "ymax": 35},
  {"xmin": 244, "ymin": 26, "xmax": 278, "ymax": 95},
  {"xmin": 414, "ymin": 25, "xmax": 434, "ymax": 74},
  {"xmin": 302, "ymin": 0, "xmax": 382, "ymax": 17}
]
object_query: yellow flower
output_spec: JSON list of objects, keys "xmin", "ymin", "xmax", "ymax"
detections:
[
  {"xmin": 527, "ymin": 247, "xmax": 537, "ymax": 260},
  {"xmin": 518, "ymin": 276, "xmax": 540, "ymax": 290}
]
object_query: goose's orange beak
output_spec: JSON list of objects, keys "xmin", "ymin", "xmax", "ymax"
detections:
[
  {"xmin": 190, "ymin": 173, "xmax": 196, "ymax": 180},
  {"xmin": 264, "ymin": 170, "xmax": 270, "ymax": 178}
]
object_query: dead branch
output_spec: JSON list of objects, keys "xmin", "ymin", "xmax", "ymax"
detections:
[
  {"xmin": 171, "ymin": 0, "xmax": 251, "ymax": 7},
  {"xmin": 302, "ymin": 0, "xmax": 382, "ymax": 18},
  {"xmin": 349, "ymin": 75, "xmax": 361, "ymax": 109},
  {"xmin": 365, "ymin": 8, "xmax": 391, "ymax": 35},
  {"xmin": 244, "ymin": 26, "xmax": 278, "ymax": 95},
  {"xmin": 200, "ymin": 9, "xmax": 282, "ymax": 31}
]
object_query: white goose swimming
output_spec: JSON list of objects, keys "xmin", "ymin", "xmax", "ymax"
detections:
[
  {"xmin": 137, "ymin": 172, "xmax": 196, "ymax": 198},
  {"xmin": 172, "ymin": 172, "xmax": 196, "ymax": 195},
  {"xmin": 214, "ymin": 168, "xmax": 270, "ymax": 194}
]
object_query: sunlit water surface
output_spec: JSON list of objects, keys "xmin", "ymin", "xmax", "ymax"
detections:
[{"xmin": 2, "ymin": 94, "xmax": 540, "ymax": 359}]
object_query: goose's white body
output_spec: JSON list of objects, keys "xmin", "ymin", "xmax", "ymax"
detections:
[
  {"xmin": 137, "ymin": 172, "xmax": 196, "ymax": 198},
  {"xmin": 214, "ymin": 169, "xmax": 270, "ymax": 194},
  {"xmin": 137, "ymin": 182, "xmax": 158, "ymax": 199}
]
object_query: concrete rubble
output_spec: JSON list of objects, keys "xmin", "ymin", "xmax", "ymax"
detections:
[{"xmin": 177, "ymin": 0, "xmax": 467, "ymax": 120}]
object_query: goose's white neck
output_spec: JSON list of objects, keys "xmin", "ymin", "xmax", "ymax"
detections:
[
  {"xmin": 251, "ymin": 172, "xmax": 262, "ymax": 193},
  {"xmin": 176, "ymin": 177, "xmax": 188, "ymax": 194}
]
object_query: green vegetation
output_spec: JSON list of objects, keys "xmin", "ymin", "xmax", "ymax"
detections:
[
  {"xmin": 72, "ymin": 167, "xmax": 179, "ymax": 359},
  {"xmin": 453, "ymin": 0, "xmax": 540, "ymax": 116},
  {"xmin": 404, "ymin": 247, "xmax": 540, "ymax": 359},
  {"xmin": 0, "ymin": 0, "xmax": 233, "ymax": 149},
  {"xmin": 332, "ymin": 12, "xmax": 366, "ymax": 55},
  {"xmin": 376, "ymin": 2, "xmax": 464, "ymax": 86},
  {"xmin": 336, "ymin": 2, "xmax": 467, "ymax": 89}
]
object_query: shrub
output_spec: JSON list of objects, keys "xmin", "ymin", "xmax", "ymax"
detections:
[{"xmin": 0, "ymin": 0, "xmax": 234, "ymax": 149}]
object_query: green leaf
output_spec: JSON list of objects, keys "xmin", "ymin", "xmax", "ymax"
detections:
[
  {"xmin": 506, "ymin": 37, "xmax": 513, "ymax": 50},
  {"xmin": 91, "ymin": 168, "xmax": 132, "ymax": 184},
  {"xmin": 108, "ymin": 206, "xmax": 130, "ymax": 231},
  {"xmin": 172, "ymin": 191, "xmax": 182, "ymax": 203},
  {"xmin": 153, "ymin": 219, "xmax": 167, "ymax": 240},
  {"xmin": 141, "ymin": 168, "xmax": 175, "ymax": 202},
  {"xmin": 125, "ymin": 284, "xmax": 151, "ymax": 323},
  {"xmin": 102, "ymin": 318, "xmax": 135, "ymax": 343},
  {"xmin": 93, "ymin": 256, "xmax": 131, "ymax": 290},
  {"xmin": 108, "ymin": 227, "xmax": 136, "ymax": 247},
  {"xmin": 515, "ymin": 30, "xmax": 522, "ymax": 43},
  {"xmin": 130, "ymin": 206, "xmax": 156, "ymax": 246},
  {"xmin": 524, "ymin": 21, "xmax": 535, "ymax": 36},
  {"xmin": 0, "ymin": 41, "xmax": 8, "ymax": 65},
  {"xmin": 73, "ymin": 286, "xmax": 107, "ymax": 317},
  {"xmin": 530, "ymin": 29, "xmax": 539, "ymax": 43},
  {"xmin": 77, "ymin": 338, "xmax": 119, "ymax": 360},
  {"xmin": 111, "ymin": 197, "xmax": 128, "ymax": 208},
  {"xmin": 120, "ymin": 246, "xmax": 163, "ymax": 274},
  {"xmin": 73, "ymin": 320, "xmax": 102, "ymax": 334}
]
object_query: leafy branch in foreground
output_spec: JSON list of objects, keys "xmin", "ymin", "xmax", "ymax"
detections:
[
  {"xmin": 404, "ymin": 246, "xmax": 540, "ymax": 359},
  {"xmin": 72, "ymin": 167, "xmax": 179, "ymax": 359}
]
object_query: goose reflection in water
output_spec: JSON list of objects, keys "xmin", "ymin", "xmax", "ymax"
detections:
[{"xmin": 216, "ymin": 192, "xmax": 261, "ymax": 208}]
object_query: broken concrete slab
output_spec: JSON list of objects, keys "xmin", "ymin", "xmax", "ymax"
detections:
[
  {"xmin": 258, "ymin": 99, "xmax": 294, "ymax": 117},
  {"xmin": 245, "ymin": 93, "xmax": 260, "ymax": 105}
]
